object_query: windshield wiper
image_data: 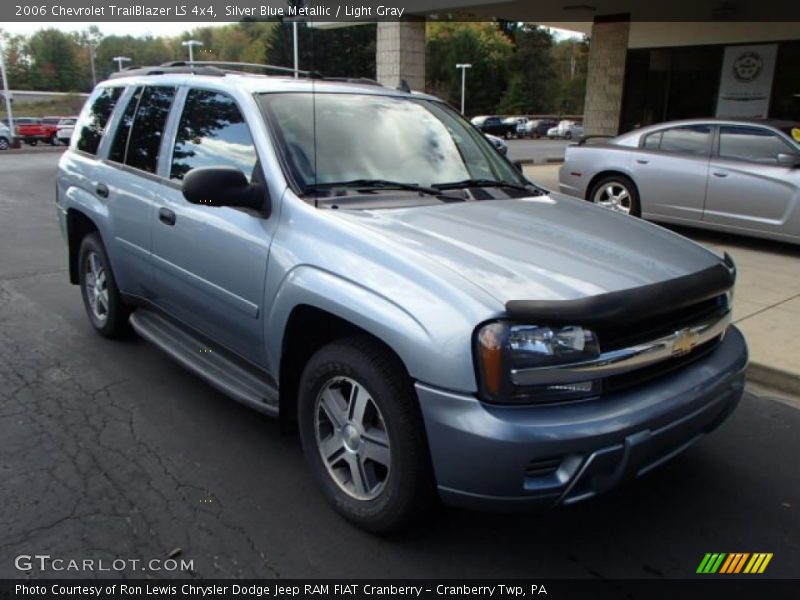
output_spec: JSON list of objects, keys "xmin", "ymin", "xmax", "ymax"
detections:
[
  {"xmin": 433, "ymin": 178, "xmax": 539, "ymax": 193},
  {"xmin": 306, "ymin": 179, "xmax": 464, "ymax": 202}
]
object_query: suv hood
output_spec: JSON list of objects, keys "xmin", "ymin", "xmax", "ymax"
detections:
[{"xmin": 331, "ymin": 194, "xmax": 722, "ymax": 307}]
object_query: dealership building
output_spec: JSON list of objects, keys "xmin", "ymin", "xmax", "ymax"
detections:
[{"xmin": 364, "ymin": 1, "xmax": 800, "ymax": 135}]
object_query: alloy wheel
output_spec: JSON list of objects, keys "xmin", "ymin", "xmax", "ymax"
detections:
[
  {"xmin": 84, "ymin": 251, "xmax": 109, "ymax": 324},
  {"xmin": 314, "ymin": 376, "xmax": 391, "ymax": 501},
  {"xmin": 593, "ymin": 182, "xmax": 633, "ymax": 215}
]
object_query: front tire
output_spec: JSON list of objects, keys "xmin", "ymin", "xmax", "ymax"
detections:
[
  {"xmin": 78, "ymin": 233, "xmax": 130, "ymax": 338},
  {"xmin": 0, "ymin": 137, "xmax": 8, "ymax": 151},
  {"xmin": 589, "ymin": 175, "xmax": 641, "ymax": 217},
  {"xmin": 298, "ymin": 336, "xmax": 435, "ymax": 533}
]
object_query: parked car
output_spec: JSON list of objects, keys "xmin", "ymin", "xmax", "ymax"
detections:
[
  {"xmin": 503, "ymin": 116, "xmax": 527, "ymax": 137},
  {"xmin": 57, "ymin": 66, "xmax": 747, "ymax": 532},
  {"xmin": 525, "ymin": 118, "xmax": 557, "ymax": 139},
  {"xmin": 56, "ymin": 117, "xmax": 78, "ymax": 145},
  {"xmin": 14, "ymin": 116, "xmax": 64, "ymax": 146},
  {"xmin": 559, "ymin": 118, "xmax": 800, "ymax": 244},
  {"xmin": 484, "ymin": 132, "xmax": 508, "ymax": 155},
  {"xmin": 470, "ymin": 115, "xmax": 490, "ymax": 128},
  {"xmin": 0, "ymin": 122, "xmax": 13, "ymax": 150},
  {"xmin": 547, "ymin": 120, "xmax": 584, "ymax": 140},
  {"xmin": 475, "ymin": 115, "xmax": 516, "ymax": 139}
]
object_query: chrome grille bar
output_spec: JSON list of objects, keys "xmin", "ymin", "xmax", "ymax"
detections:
[{"xmin": 510, "ymin": 310, "xmax": 731, "ymax": 386}]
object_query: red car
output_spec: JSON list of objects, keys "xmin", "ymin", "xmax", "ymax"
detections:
[{"xmin": 15, "ymin": 116, "xmax": 65, "ymax": 146}]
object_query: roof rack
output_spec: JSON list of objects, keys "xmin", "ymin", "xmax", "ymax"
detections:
[
  {"xmin": 162, "ymin": 60, "xmax": 323, "ymax": 79},
  {"xmin": 321, "ymin": 77, "xmax": 383, "ymax": 87},
  {"xmin": 107, "ymin": 64, "xmax": 226, "ymax": 79}
]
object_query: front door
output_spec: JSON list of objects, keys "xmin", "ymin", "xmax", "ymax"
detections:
[
  {"xmin": 704, "ymin": 125, "xmax": 800, "ymax": 238},
  {"xmin": 150, "ymin": 88, "xmax": 271, "ymax": 364}
]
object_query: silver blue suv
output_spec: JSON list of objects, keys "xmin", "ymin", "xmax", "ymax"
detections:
[{"xmin": 56, "ymin": 62, "xmax": 748, "ymax": 532}]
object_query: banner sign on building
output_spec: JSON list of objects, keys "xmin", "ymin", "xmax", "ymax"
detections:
[{"xmin": 716, "ymin": 44, "xmax": 778, "ymax": 118}]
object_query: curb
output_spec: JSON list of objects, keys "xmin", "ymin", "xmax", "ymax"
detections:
[
  {"xmin": 747, "ymin": 362, "xmax": 800, "ymax": 396},
  {"xmin": 517, "ymin": 158, "xmax": 564, "ymax": 166},
  {"xmin": 2, "ymin": 146, "xmax": 65, "ymax": 155}
]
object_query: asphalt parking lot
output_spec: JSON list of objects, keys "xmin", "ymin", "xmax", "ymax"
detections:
[{"xmin": 0, "ymin": 152, "xmax": 798, "ymax": 579}]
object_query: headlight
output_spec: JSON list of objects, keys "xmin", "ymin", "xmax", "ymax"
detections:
[{"xmin": 475, "ymin": 322, "xmax": 601, "ymax": 404}]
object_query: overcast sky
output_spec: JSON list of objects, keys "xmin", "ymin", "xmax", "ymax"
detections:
[{"xmin": 6, "ymin": 21, "xmax": 582, "ymax": 39}]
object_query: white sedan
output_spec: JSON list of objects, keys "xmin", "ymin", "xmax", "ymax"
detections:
[{"xmin": 56, "ymin": 118, "xmax": 78, "ymax": 145}]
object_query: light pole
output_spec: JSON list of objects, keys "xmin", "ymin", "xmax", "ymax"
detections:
[
  {"xmin": 292, "ymin": 21, "xmax": 299, "ymax": 78},
  {"xmin": 456, "ymin": 63, "xmax": 472, "ymax": 115},
  {"xmin": 113, "ymin": 56, "xmax": 131, "ymax": 72},
  {"xmin": 88, "ymin": 44, "xmax": 97, "ymax": 87},
  {"xmin": 0, "ymin": 37, "xmax": 15, "ymax": 144},
  {"xmin": 182, "ymin": 39, "xmax": 203, "ymax": 63}
]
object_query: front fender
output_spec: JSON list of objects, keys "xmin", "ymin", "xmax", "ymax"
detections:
[{"xmin": 265, "ymin": 265, "xmax": 477, "ymax": 393}]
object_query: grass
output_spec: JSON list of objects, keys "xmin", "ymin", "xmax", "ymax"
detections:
[{"xmin": 1, "ymin": 95, "xmax": 88, "ymax": 119}]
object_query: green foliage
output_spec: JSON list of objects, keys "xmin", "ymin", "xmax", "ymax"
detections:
[
  {"xmin": 426, "ymin": 22, "xmax": 514, "ymax": 115},
  {"xmin": 0, "ymin": 23, "xmax": 588, "ymax": 117},
  {"xmin": 264, "ymin": 22, "xmax": 376, "ymax": 78},
  {"xmin": 0, "ymin": 95, "xmax": 87, "ymax": 119}
]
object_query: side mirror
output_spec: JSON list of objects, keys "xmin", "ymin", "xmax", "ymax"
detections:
[
  {"xmin": 777, "ymin": 153, "xmax": 800, "ymax": 168},
  {"xmin": 513, "ymin": 160, "xmax": 524, "ymax": 173},
  {"xmin": 182, "ymin": 167, "xmax": 267, "ymax": 212}
]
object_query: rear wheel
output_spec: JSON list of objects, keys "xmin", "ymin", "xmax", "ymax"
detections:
[
  {"xmin": 49, "ymin": 133, "xmax": 59, "ymax": 146},
  {"xmin": 298, "ymin": 336, "xmax": 435, "ymax": 533},
  {"xmin": 78, "ymin": 233, "xmax": 130, "ymax": 337},
  {"xmin": 589, "ymin": 175, "xmax": 641, "ymax": 217},
  {"xmin": 0, "ymin": 137, "xmax": 8, "ymax": 151}
]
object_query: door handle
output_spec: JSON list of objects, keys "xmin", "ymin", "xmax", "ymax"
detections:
[
  {"xmin": 158, "ymin": 207, "xmax": 176, "ymax": 226},
  {"xmin": 636, "ymin": 159, "xmax": 649, "ymax": 164},
  {"xmin": 712, "ymin": 171, "xmax": 729, "ymax": 178},
  {"xmin": 96, "ymin": 183, "xmax": 109, "ymax": 198}
]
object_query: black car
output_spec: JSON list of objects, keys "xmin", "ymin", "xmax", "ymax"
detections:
[{"xmin": 476, "ymin": 116, "xmax": 516, "ymax": 139}]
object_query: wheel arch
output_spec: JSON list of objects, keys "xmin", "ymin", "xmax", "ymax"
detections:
[
  {"xmin": 66, "ymin": 209, "xmax": 100, "ymax": 285},
  {"xmin": 278, "ymin": 304, "xmax": 413, "ymax": 431},
  {"xmin": 585, "ymin": 170, "xmax": 638, "ymax": 201}
]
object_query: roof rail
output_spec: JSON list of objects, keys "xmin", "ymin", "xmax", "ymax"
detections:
[
  {"xmin": 161, "ymin": 60, "xmax": 323, "ymax": 79},
  {"xmin": 321, "ymin": 77, "xmax": 383, "ymax": 87},
  {"xmin": 107, "ymin": 64, "xmax": 226, "ymax": 79}
]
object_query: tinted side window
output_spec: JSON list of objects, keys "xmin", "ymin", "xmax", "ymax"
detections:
[
  {"xmin": 659, "ymin": 126, "xmax": 711, "ymax": 155},
  {"xmin": 108, "ymin": 87, "xmax": 142, "ymax": 164},
  {"xmin": 719, "ymin": 126, "xmax": 792, "ymax": 164},
  {"xmin": 125, "ymin": 86, "xmax": 176, "ymax": 174},
  {"xmin": 76, "ymin": 87, "xmax": 124, "ymax": 155},
  {"xmin": 170, "ymin": 90, "xmax": 257, "ymax": 180}
]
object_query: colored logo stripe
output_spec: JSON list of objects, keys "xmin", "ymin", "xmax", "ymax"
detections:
[
  {"xmin": 744, "ymin": 553, "xmax": 773, "ymax": 574},
  {"xmin": 697, "ymin": 553, "xmax": 773, "ymax": 574},
  {"xmin": 697, "ymin": 553, "xmax": 726, "ymax": 573}
]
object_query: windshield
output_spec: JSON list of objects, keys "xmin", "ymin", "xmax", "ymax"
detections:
[{"xmin": 259, "ymin": 93, "xmax": 525, "ymax": 192}]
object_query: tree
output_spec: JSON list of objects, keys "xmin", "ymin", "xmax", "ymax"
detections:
[
  {"xmin": 265, "ymin": 22, "xmax": 376, "ymax": 78},
  {"xmin": 551, "ymin": 37, "xmax": 589, "ymax": 114},
  {"xmin": 426, "ymin": 22, "xmax": 514, "ymax": 116},
  {"xmin": 27, "ymin": 29, "xmax": 87, "ymax": 91},
  {"xmin": 497, "ymin": 25, "xmax": 555, "ymax": 114}
]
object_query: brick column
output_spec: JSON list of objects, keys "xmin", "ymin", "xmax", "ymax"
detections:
[
  {"xmin": 376, "ymin": 19, "xmax": 426, "ymax": 91},
  {"xmin": 583, "ymin": 19, "xmax": 630, "ymax": 136}
]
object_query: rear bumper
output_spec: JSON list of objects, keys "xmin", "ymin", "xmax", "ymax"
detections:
[{"xmin": 416, "ymin": 326, "xmax": 747, "ymax": 511}]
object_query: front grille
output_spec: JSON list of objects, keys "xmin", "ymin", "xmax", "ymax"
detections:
[
  {"xmin": 596, "ymin": 295, "xmax": 725, "ymax": 352},
  {"xmin": 603, "ymin": 336, "xmax": 721, "ymax": 394}
]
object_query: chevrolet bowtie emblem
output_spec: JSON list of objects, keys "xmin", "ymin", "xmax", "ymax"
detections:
[{"xmin": 672, "ymin": 328, "xmax": 700, "ymax": 356}]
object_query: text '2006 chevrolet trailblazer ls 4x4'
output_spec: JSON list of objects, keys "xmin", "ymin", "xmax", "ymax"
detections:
[{"xmin": 56, "ymin": 62, "xmax": 748, "ymax": 532}]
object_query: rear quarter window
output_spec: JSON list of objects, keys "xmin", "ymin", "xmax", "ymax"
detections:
[{"xmin": 75, "ymin": 87, "xmax": 125, "ymax": 155}]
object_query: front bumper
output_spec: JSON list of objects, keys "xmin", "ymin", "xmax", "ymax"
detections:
[{"xmin": 417, "ymin": 326, "xmax": 747, "ymax": 510}]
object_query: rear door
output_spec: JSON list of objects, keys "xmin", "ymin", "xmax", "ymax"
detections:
[
  {"xmin": 150, "ymin": 87, "xmax": 272, "ymax": 364},
  {"xmin": 704, "ymin": 125, "xmax": 800, "ymax": 237},
  {"xmin": 93, "ymin": 85, "xmax": 176, "ymax": 298},
  {"xmin": 629, "ymin": 124, "xmax": 712, "ymax": 221}
]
